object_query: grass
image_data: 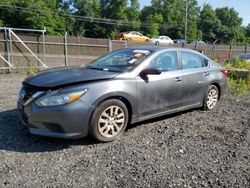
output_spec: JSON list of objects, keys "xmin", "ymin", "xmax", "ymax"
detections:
[{"xmin": 225, "ymin": 59, "xmax": 250, "ymax": 96}]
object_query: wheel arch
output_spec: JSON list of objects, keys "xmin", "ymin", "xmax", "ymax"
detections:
[
  {"xmin": 89, "ymin": 93, "xmax": 135, "ymax": 128},
  {"xmin": 98, "ymin": 96, "xmax": 133, "ymax": 123}
]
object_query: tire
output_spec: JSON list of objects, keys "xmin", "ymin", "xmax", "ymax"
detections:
[
  {"xmin": 203, "ymin": 85, "xmax": 219, "ymax": 111},
  {"xmin": 89, "ymin": 99, "xmax": 129, "ymax": 142},
  {"xmin": 155, "ymin": 41, "xmax": 159, "ymax": 46}
]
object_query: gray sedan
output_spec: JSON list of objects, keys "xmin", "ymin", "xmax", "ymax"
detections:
[{"xmin": 17, "ymin": 46, "xmax": 228, "ymax": 142}]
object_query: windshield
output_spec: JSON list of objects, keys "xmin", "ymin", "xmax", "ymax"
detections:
[
  {"xmin": 86, "ymin": 48, "xmax": 152, "ymax": 72},
  {"xmin": 152, "ymin": 36, "xmax": 160, "ymax": 39}
]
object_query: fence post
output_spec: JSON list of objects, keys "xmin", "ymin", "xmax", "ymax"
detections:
[
  {"xmin": 37, "ymin": 35, "xmax": 40, "ymax": 68},
  {"xmin": 245, "ymin": 45, "xmax": 248, "ymax": 54},
  {"xmin": 108, "ymin": 38, "xmax": 112, "ymax": 52},
  {"xmin": 8, "ymin": 29, "xmax": 13, "ymax": 68},
  {"xmin": 212, "ymin": 43, "xmax": 216, "ymax": 59},
  {"xmin": 42, "ymin": 29, "xmax": 46, "ymax": 65},
  {"xmin": 3, "ymin": 27, "xmax": 10, "ymax": 71},
  {"xmin": 228, "ymin": 45, "xmax": 232, "ymax": 62},
  {"xmin": 64, "ymin": 32, "xmax": 68, "ymax": 66},
  {"xmin": 195, "ymin": 41, "xmax": 198, "ymax": 51},
  {"xmin": 124, "ymin": 40, "xmax": 128, "ymax": 48}
]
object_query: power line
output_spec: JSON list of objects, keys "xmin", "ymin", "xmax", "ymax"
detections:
[
  {"xmin": 0, "ymin": 4, "xmax": 182, "ymax": 30},
  {"xmin": 0, "ymin": 4, "xmax": 228, "ymax": 43}
]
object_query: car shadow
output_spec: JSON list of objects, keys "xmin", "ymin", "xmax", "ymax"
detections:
[
  {"xmin": 0, "ymin": 107, "xmax": 203, "ymax": 153},
  {"xmin": 0, "ymin": 109, "xmax": 97, "ymax": 153}
]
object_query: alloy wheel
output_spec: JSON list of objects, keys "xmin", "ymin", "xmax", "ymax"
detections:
[
  {"xmin": 98, "ymin": 105, "xmax": 125, "ymax": 138},
  {"xmin": 206, "ymin": 88, "xmax": 218, "ymax": 110}
]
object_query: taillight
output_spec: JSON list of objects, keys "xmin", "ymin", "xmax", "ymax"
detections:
[{"xmin": 221, "ymin": 69, "xmax": 228, "ymax": 77}]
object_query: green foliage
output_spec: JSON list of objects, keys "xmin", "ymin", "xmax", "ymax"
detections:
[
  {"xmin": 228, "ymin": 76, "xmax": 249, "ymax": 95},
  {"xmin": 232, "ymin": 59, "xmax": 250, "ymax": 69},
  {"xmin": 0, "ymin": 0, "xmax": 65, "ymax": 35},
  {"xmin": 147, "ymin": 13, "xmax": 163, "ymax": 37},
  {"xmin": 199, "ymin": 4, "xmax": 220, "ymax": 43},
  {"xmin": 27, "ymin": 61, "xmax": 35, "ymax": 75},
  {"xmin": 227, "ymin": 59, "xmax": 250, "ymax": 95},
  {"xmin": 245, "ymin": 24, "xmax": 250, "ymax": 37},
  {"xmin": 215, "ymin": 7, "xmax": 245, "ymax": 44},
  {"xmin": 0, "ymin": 0, "xmax": 249, "ymax": 44},
  {"xmin": 226, "ymin": 59, "xmax": 250, "ymax": 69}
]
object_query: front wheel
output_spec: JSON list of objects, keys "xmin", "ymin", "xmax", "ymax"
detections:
[
  {"xmin": 203, "ymin": 85, "xmax": 219, "ymax": 111},
  {"xmin": 89, "ymin": 99, "xmax": 128, "ymax": 142}
]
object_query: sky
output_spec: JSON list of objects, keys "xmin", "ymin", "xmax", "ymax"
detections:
[{"xmin": 138, "ymin": 0, "xmax": 250, "ymax": 26}]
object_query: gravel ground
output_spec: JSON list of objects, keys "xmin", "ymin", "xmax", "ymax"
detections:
[{"xmin": 0, "ymin": 74, "xmax": 249, "ymax": 187}]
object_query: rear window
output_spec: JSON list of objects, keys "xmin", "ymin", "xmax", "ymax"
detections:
[{"xmin": 181, "ymin": 52, "xmax": 208, "ymax": 69}]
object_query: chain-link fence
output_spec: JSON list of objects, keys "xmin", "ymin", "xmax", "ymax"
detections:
[{"xmin": 1, "ymin": 27, "xmax": 250, "ymax": 71}]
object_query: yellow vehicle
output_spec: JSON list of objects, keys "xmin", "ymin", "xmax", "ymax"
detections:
[{"xmin": 117, "ymin": 31, "xmax": 150, "ymax": 41}]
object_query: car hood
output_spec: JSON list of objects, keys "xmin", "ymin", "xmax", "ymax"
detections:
[{"xmin": 23, "ymin": 67, "xmax": 120, "ymax": 90}]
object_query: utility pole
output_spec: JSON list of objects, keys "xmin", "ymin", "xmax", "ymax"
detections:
[{"xmin": 184, "ymin": 0, "xmax": 188, "ymax": 42}]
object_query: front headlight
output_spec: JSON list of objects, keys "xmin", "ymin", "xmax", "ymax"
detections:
[{"xmin": 35, "ymin": 89, "xmax": 87, "ymax": 107}]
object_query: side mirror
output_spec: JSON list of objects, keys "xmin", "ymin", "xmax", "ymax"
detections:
[{"xmin": 139, "ymin": 68, "xmax": 161, "ymax": 76}]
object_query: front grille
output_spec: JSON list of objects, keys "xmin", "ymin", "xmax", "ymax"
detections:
[
  {"xmin": 23, "ymin": 86, "xmax": 38, "ymax": 102},
  {"xmin": 17, "ymin": 102, "xmax": 28, "ymax": 125}
]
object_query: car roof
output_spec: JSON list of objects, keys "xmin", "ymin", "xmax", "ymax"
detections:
[
  {"xmin": 128, "ymin": 46, "xmax": 201, "ymax": 54},
  {"xmin": 240, "ymin": 53, "xmax": 250, "ymax": 58}
]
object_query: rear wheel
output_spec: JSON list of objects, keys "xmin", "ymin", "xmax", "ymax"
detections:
[
  {"xmin": 89, "ymin": 99, "xmax": 128, "ymax": 142},
  {"xmin": 203, "ymin": 85, "xmax": 219, "ymax": 111}
]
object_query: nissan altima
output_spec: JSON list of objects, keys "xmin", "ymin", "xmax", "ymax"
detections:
[{"xmin": 17, "ymin": 46, "xmax": 228, "ymax": 142}]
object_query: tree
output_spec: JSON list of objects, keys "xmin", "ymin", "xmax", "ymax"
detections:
[
  {"xmin": 160, "ymin": 0, "xmax": 185, "ymax": 39},
  {"xmin": 185, "ymin": 0, "xmax": 200, "ymax": 41},
  {"xmin": 64, "ymin": 0, "xmax": 103, "ymax": 37},
  {"xmin": 199, "ymin": 4, "xmax": 221, "ymax": 43},
  {"xmin": 141, "ymin": 0, "xmax": 199, "ymax": 41},
  {"xmin": 245, "ymin": 23, "xmax": 250, "ymax": 37},
  {"xmin": 0, "ymin": 0, "xmax": 65, "ymax": 35},
  {"xmin": 99, "ymin": 0, "xmax": 141, "ymax": 38},
  {"xmin": 140, "ymin": 3, "xmax": 163, "ymax": 37},
  {"xmin": 125, "ymin": 0, "xmax": 141, "ymax": 31},
  {"xmin": 148, "ymin": 13, "xmax": 163, "ymax": 37},
  {"xmin": 215, "ymin": 7, "xmax": 245, "ymax": 44}
]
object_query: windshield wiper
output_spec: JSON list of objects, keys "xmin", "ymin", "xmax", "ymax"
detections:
[{"xmin": 86, "ymin": 66, "xmax": 104, "ymax": 71}]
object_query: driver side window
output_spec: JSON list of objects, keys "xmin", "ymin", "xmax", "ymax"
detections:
[{"xmin": 149, "ymin": 51, "xmax": 178, "ymax": 71}]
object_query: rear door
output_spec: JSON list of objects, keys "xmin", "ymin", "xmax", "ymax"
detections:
[
  {"xmin": 137, "ymin": 50, "xmax": 183, "ymax": 119},
  {"xmin": 180, "ymin": 51, "xmax": 209, "ymax": 106}
]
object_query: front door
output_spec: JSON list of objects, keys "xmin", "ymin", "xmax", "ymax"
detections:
[{"xmin": 137, "ymin": 51, "xmax": 183, "ymax": 119}]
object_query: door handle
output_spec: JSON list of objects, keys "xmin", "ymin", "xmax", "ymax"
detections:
[
  {"xmin": 203, "ymin": 72, "xmax": 210, "ymax": 76},
  {"xmin": 174, "ymin": 77, "xmax": 182, "ymax": 82}
]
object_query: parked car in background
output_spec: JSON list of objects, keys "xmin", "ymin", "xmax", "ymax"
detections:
[
  {"xmin": 239, "ymin": 53, "xmax": 250, "ymax": 63},
  {"xmin": 173, "ymin": 39, "xmax": 187, "ymax": 44},
  {"xmin": 190, "ymin": 41, "xmax": 207, "ymax": 45},
  {"xmin": 149, "ymin": 36, "xmax": 173, "ymax": 45},
  {"xmin": 116, "ymin": 31, "xmax": 150, "ymax": 41},
  {"xmin": 17, "ymin": 46, "xmax": 228, "ymax": 142}
]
